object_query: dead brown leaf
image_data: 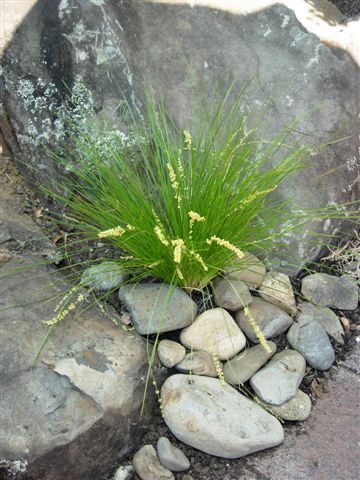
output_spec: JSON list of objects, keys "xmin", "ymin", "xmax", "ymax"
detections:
[
  {"xmin": 311, "ymin": 378, "xmax": 324, "ymax": 399},
  {"xmin": 340, "ymin": 316, "xmax": 350, "ymax": 333},
  {"xmin": 34, "ymin": 207, "xmax": 44, "ymax": 218}
]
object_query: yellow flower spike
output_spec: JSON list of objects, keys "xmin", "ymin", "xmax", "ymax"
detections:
[
  {"xmin": 206, "ymin": 235, "xmax": 245, "ymax": 260},
  {"xmin": 239, "ymin": 187, "xmax": 277, "ymax": 208},
  {"xmin": 211, "ymin": 352, "xmax": 225, "ymax": 385},
  {"xmin": 188, "ymin": 211, "xmax": 205, "ymax": 239},
  {"xmin": 188, "ymin": 211, "xmax": 205, "ymax": 222},
  {"xmin": 183, "ymin": 129, "xmax": 192, "ymax": 149},
  {"xmin": 44, "ymin": 290, "xmax": 86, "ymax": 327},
  {"xmin": 189, "ymin": 250, "xmax": 208, "ymax": 272},
  {"xmin": 166, "ymin": 162, "xmax": 182, "ymax": 207},
  {"xmin": 171, "ymin": 239, "xmax": 185, "ymax": 264},
  {"xmin": 176, "ymin": 267, "xmax": 184, "ymax": 280},
  {"xmin": 154, "ymin": 226, "xmax": 169, "ymax": 246},
  {"xmin": 98, "ymin": 225, "xmax": 125, "ymax": 238},
  {"xmin": 243, "ymin": 306, "xmax": 272, "ymax": 353}
]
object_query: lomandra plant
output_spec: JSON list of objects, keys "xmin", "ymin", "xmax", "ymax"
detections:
[{"xmin": 43, "ymin": 83, "xmax": 358, "ymax": 328}]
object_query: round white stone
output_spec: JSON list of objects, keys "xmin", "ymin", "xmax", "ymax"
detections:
[{"xmin": 180, "ymin": 308, "xmax": 246, "ymax": 361}]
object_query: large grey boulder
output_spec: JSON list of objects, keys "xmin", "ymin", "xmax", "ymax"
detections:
[
  {"xmin": 1, "ymin": 0, "xmax": 359, "ymax": 271},
  {"xmin": 161, "ymin": 374, "xmax": 284, "ymax": 458},
  {"xmin": 0, "ymin": 209, "xmax": 155, "ymax": 480}
]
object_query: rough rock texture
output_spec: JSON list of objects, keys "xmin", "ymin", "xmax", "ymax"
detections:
[
  {"xmin": 235, "ymin": 297, "xmax": 293, "ymax": 343},
  {"xmin": 223, "ymin": 341, "xmax": 277, "ymax": 385},
  {"xmin": 161, "ymin": 374, "xmax": 284, "ymax": 458},
  {"xmin": 264, "ymin": 389, "xmax": 312, "ymax": 421},
  {"xmin": 132, "ymin": 445, "xmax": 174, "ymax": 480},
  {"xmin": 1, "ymin": 1, "xmax": 359, "ymax": 271},
  {"xmin": 301, "ymin": 273, "xmax": 359, "ymax": 310},
  {"xmin": 212, "ymin": 277, "xmax": 252, "ymax": 311},
  {"xmin": 299, "ymin": 301, "xmax": 345, "ymax": 344},
  {"xmin": 180, "ymin": 308, "xmax": 246, "ymax": 361},
  {"xmin": 0, "ymin": 242, "xmax": 154, "ymax": 478},
  {"xmin": 119, "ymin": 284, "xmax": 197, "ymax": 335},
  {"xmin": 259, "ymin": 272, "xmax": 296, "ymax": 315},
  {"xmin": 225, "ymin": 252, "xmax": 266, "ymax": 289},
  {"xmin": 250, "ymin": 350, "xmax": 306, "ymax": 405},
  {"xmin": 287, "ymin": 315, "xmax": 336, "ymax": 370}
]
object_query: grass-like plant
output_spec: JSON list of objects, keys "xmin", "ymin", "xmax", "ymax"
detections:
[{"xmin": 47, "ymin": 83, "xmax": 358, "ymax": 296}]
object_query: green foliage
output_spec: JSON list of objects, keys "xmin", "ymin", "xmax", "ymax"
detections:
[{"xmin": 49, "ymin": 84, "xmax": 358, "ymax": 290}]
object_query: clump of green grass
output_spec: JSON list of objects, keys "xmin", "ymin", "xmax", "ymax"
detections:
[{"xmin": 48, "ymin": 84, "xmax": 358, "ymax": 293}]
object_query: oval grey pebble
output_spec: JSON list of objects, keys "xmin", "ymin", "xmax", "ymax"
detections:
[{"xmin": 157, "ymin": 436, "xmax": 190, "ymax": 472}]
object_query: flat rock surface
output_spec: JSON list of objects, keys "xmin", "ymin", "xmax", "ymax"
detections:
[
  {"xmin": 223, "ymin": 342, "xmax": 277, "ymax": 385},
  {"xmin": 0, "ymin": 252, "xmax": 154, "ymax": 480},
  {"xmin": 287, "ymin": 314, "xmax": 336, "ymax": 370},
  {"xmin": 119, "ymin": 284, "xmax": 197, "ymax": 335},
  {"xmin": 250, "ymin": 350, "xmax": 306, "ymax": 405},
  {"xmin": 235, "ymin": 297, "xmax": 293, "ymax": 343},
  {"xmin": 161, "ymin": 374, "xmax": 284, "ymax": 458},
  {"xmin": 301, "ymin": 273, "xmax": 359, "ymax": 310},
  {"xmin": 180, "ymin": 308, "xmax": 246, "ymax": 361}
]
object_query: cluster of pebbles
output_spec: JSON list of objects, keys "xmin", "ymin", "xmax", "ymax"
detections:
[{"xmin": 83, "ymin": 254, "xmax": 358, "ymax": 480}]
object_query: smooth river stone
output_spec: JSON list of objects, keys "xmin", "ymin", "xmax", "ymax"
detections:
[
  {"xmin": 250, "ymin": 350, "xmax": 306, "ymax": 405},
  {"xmin": 132, "ymin": 444, "xmax": 174, "ymax": 480},
  {"xmin": 81, "ymin": 261, "xmax": 127, "ymax": 290},
  {"xmin": 225, "ymin": 252, "xmax": 266, "ymax": 289},
  {"xmin": 264, "ymin": 389, "xmax": 312, "ymax": 421},
  {"xmin": 176, "ymin": 351, "xmax": 219, "ymax": 377},
  {"xmin": 223, "ymin": 341, "xmax": 277, "ymax": 385},
  {"xmin": 259, "ymin": 272, "xmax": 296, "ymax": 315},
  {"xmin": 235, "ymin": 297, "xmax": 293, "ymax": 343},
  {"xmin": 119, "ymin": 284, "xmax": 197, "ymax": 334},
  {"xmin": 161, "ymin": 374, "xmax": 284, "ymax": 458},
  {"xmin": 180, "ymin": 308, "xmax": 246, "ymax": 361},
  {"xmin": 158, "ymin": 340, "xmax": 186, "ymax": 368},
  {"xmin": 287, "ymin": 315, "xmax": 335, "ymax": 371},
  {"xmin": 299, "ymin": 302, "xmax": 344, "ymax": 344},
  {"xmin": 301, "ymin": 273, "xmax": 359, "ymax": 310},
  {"xmin": 212, "ymin": 277, "xmax": 252, "ymax": 311},
  {"xmin": 157, "ymin": 436, "xmax": 190, "ymax": 472}
]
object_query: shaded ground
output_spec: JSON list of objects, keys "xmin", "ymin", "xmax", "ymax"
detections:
[{"xmin": 328, "ymin": 0, "xmax": 360, "ymax": 16}]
